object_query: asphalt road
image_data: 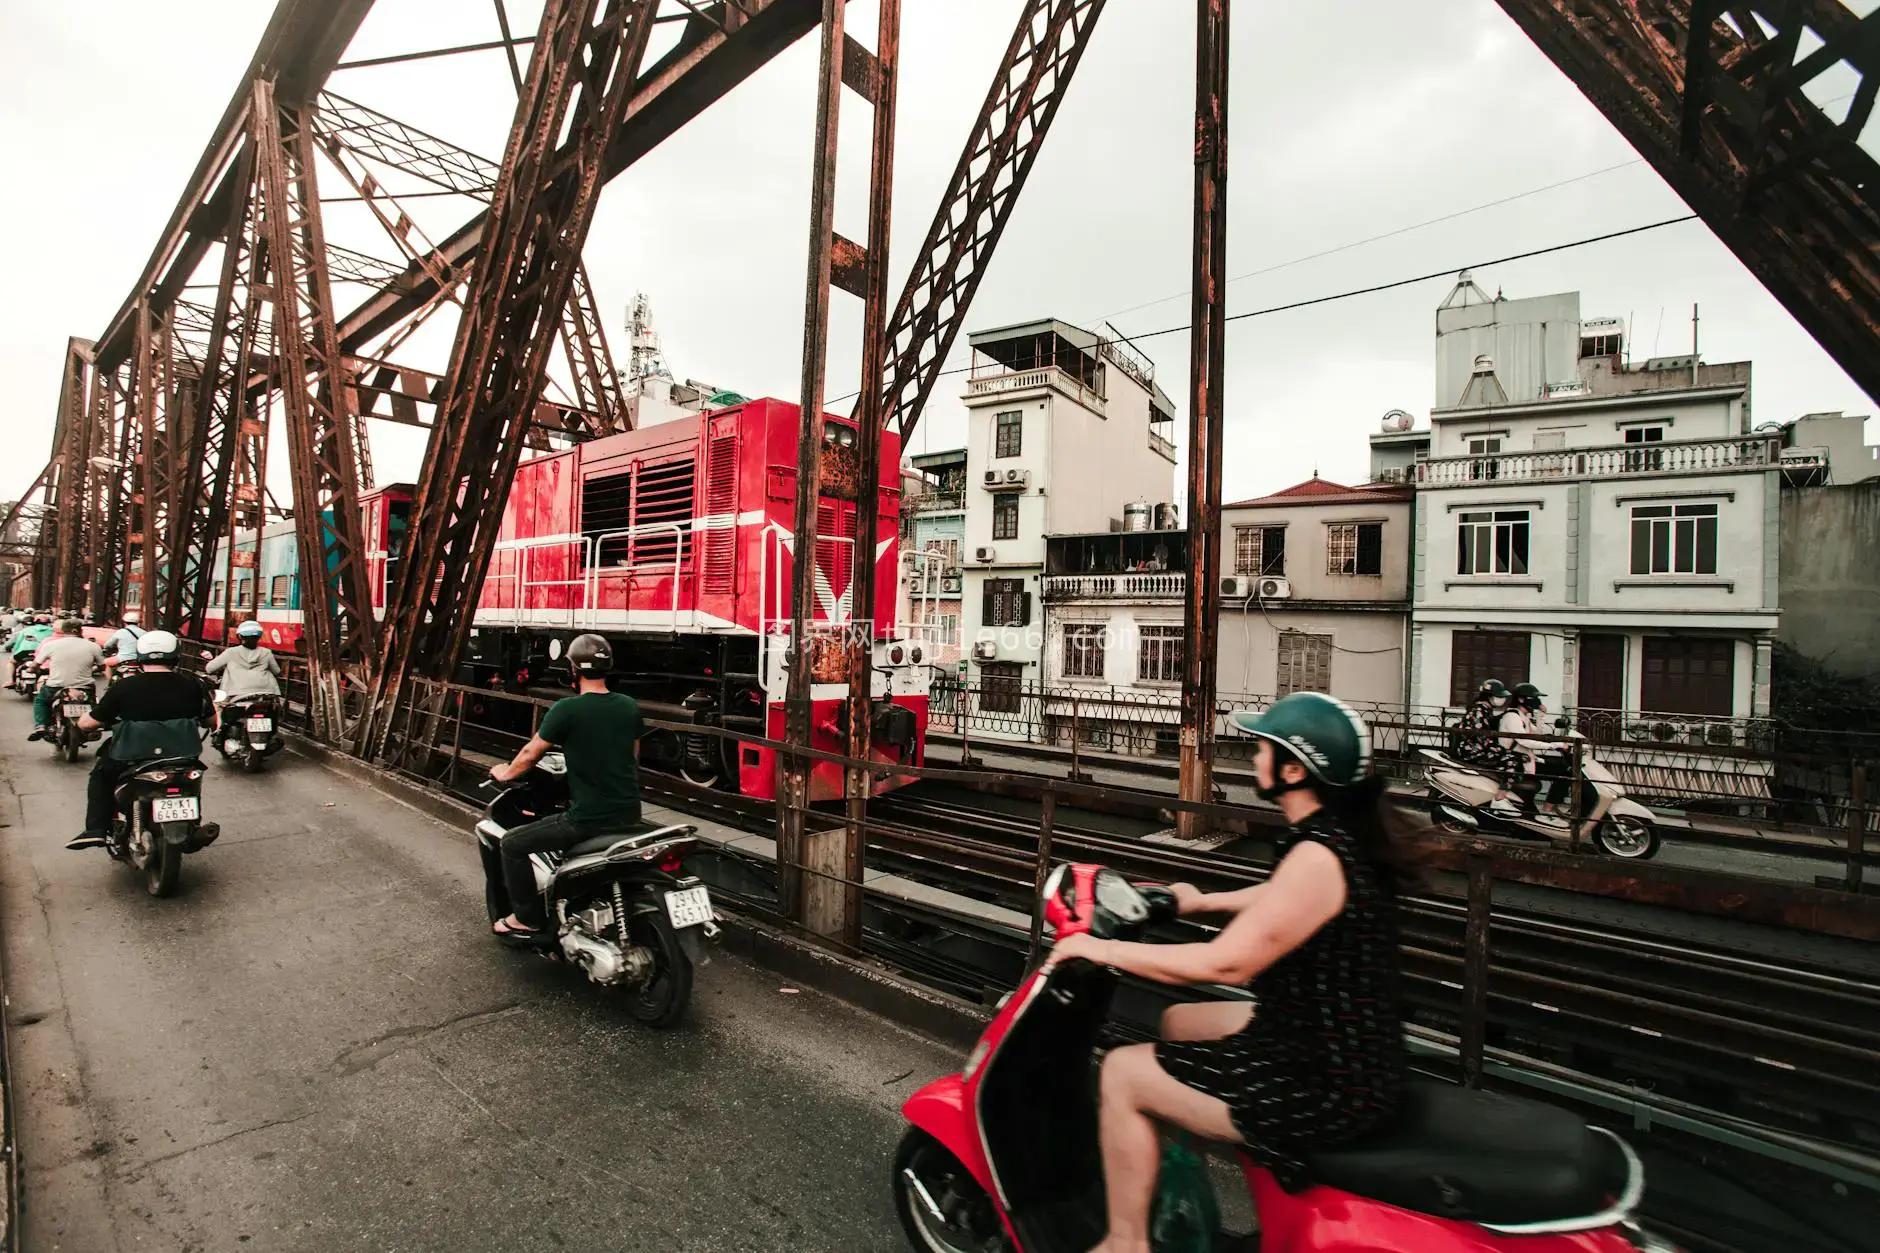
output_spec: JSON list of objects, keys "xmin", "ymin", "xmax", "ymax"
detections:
[{"xmin": 0, "ymin": 699, "xmax": 951, "ymax": 1252}]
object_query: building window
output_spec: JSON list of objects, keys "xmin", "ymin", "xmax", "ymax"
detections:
[
  {"xmin": 938, "ymin": 613, "xmax": 958, "ymax": 645},
  {"xmin": 1580, "ymin": 332, "xmax": 1622, "ymax": 358},
  {"xmin": 915, "ymin": 538, "xmax": 961, "ymax": 595},
  {"xmin": 992, "ymin": 492, "xmax": 1019, "ymax": 541},
  {"xmin": 978, "ymin": 661, "xmax": 1023, "ymax": 714},
  {"xmin": 981, "ymin": 577, "xmax": 1029, "ymax": 627},
  {"xmin": 1276, "ymin": 630, "xmax": 1333, "ymax": 697},
  {"xmin": 1467, "ymin": 435, "xmax": 1501, "ymax": 481},
  {"xmin": 1456, "ymin": 510, "xmax": 1529, "ymax": 576},
  {"xmin": 1234, "ymin": 525, "xmax": 1285, "ymax": 576},
  {"xmin": 1641, "ymin": 636, "xmax": 1733, "ymax": 716},
  {"xmin": 270, "ymin": 575, "xmax": 291, "ymax": 607},
  {"xmin": 1137, "ymin": 625, "xmax": 1183, "ymax": 683},
  {"xmin": 1326, "ymin": 522, "xmax": 1383, "ymax": 576},
  {"xmin": 1623, "ymin": 425, "xmax": 1665, "ymax": 472},
  {"xmin": 1061, "ymin": 624, "xmax": 1105, "ymax": 679},
  {"xmin": 1629, "ymin": 503, "xmax": 1717, "ymax": 575},
  {"xmin": 995, "ymin": 410, "xmax": 1022, "ymax": 458},
  {"xmin": 1449, "ymin": 629, "xmax": 1531, "ymax": 706}
]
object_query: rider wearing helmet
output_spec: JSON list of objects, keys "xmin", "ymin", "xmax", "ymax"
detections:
[
  {"xmin": 70, "ymin": 629, "xmax": 214, "ymax": 851},
  {"xmin": 1498, "ymin": 683, "xmax": 1550, "ymax": 813},
  {"xmin": 1050, "ymin": 693, "xmax": 1424, "ymax": 1252},
  {"xmin": 9, "ymin": 612, "xmax": 53, "ymax": 666},
  {"xmin": 204, "ymin": 619, "xmax": 282, "ymax": 731},
  {"xmin": 487, "ymin": 634, "xmax": 648, "ymax": 936},
  {"xmin": 102, "ymin": 609, "xmax": 145, "ymax": 676}
]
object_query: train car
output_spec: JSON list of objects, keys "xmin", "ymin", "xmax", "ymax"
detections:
[{"xmin": 457, "ymin": 397, "xmax": 928, "ymax": 801}]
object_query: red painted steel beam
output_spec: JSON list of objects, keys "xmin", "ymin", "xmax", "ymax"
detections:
[
  {"xmin": 1494, "ymin": 0, "xmax": 1880, "ymax": 403},
  {"xmin": 1178, "ymin": 0, "xmax": 1229, "ymax": 838}
]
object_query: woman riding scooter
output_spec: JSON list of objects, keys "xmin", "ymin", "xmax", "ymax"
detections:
[{"xmin": 1049, "ymin": 692, "xmax": 1426, "ymax": 1253}]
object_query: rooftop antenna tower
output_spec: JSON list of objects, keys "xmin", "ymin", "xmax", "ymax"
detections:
[{"xmin": 625, "ymin": 292, "xmax": 672, "ymax": 383}]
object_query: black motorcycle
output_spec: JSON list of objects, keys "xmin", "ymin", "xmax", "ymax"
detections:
[
  {"xmin": 215, "ymin": 693, "xmax": 284, "ymax": 772},
  {"xmin": 10, "ymin": 657, "xmax": 39, "ymax": 698},
  {"xmin": 47, "ymin": 683, "xmax": 98, "ymax": 763},
  {"xmin": 477, "ymin": 757, "xmax": 713, "ymax": 1028},
  {"xmin": 109, "ymin": 720, "xmax": 222, "ymax": 898}
]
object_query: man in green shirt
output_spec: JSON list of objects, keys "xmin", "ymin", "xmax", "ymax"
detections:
[{"xmin": 488, "ymin": 633, "xmax": 646, "ymax": 935}]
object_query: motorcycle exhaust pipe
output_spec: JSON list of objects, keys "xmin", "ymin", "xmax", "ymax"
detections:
[{"xmin": 1438, "ymin": 804, "xmax": 1481, "ymax": 829}]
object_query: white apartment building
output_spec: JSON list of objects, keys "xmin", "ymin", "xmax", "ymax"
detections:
[
  {"xmin": 959, "ymin": 318, "xmax": 1178, "ymax": 735},
  {"xmin": 1410, "ymin": 279, "xmax": 1819, "ymax": 744}
]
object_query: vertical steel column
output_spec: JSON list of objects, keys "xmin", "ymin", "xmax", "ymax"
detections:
[
  {"xmin": 1177, "ymin": 0, "xmax": 1229, "ymax": 839},
  {"xmin": 132, "ymin": 300, "xmax": 160, "ymax": 619},
  {"xmin": 778, "ymin": 0, "xmax": 848, "ymax": 933},
  {"xmin": 841, "ymin": 0, "xmax": 903, "ymax": 951},
  {"xmin": 50, "ymin": 339, "xmax": 96, "ymax": 610}
]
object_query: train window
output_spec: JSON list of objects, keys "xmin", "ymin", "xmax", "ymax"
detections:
[
  {"xmin": 270, "ymin": 575, "xmax": 291, "ymax": 608},
  {"xmin": 212, "ymin": 580, "xmax": 224, "ymax": 607}
]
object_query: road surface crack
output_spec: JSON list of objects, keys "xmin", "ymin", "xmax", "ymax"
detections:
[
  {"xmin": 119, "ymin": 1110, "xmax": 318, "ymax": 1180},
  {"xmin": 331, "ymin": 1001, "xmax": 526, "ymax": 1076}
]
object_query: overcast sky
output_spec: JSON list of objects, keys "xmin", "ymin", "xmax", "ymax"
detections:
[{"xmin": 2, "ymin": 0, "xmax": 1874, "ymax": 513}]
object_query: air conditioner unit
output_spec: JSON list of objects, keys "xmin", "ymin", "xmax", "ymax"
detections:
[
  {"xmin": 1220, "ymin": 575, "xmax": 1252, "ymax": 598},
  {"xmin": 1257, "ymin": 576, "xmax": 1292, "ymax": 600},
  {"xmin": 940, "ymin": 574, "xmax": 963, "ymax": 593},
  {"xmin": 971, "ymin": 640, "xmax": 998, "ymax": 661},
  {"xmin": 1003, "ymin": 468, "xmax": 1031, "ymax": 487},
  {"xmin": 973, "ymin": 545, "xmax": 997, "ymax": 563},
  {"xmin": 982, "ymin": 469, "xmax": 1004, "ymax": 487}
]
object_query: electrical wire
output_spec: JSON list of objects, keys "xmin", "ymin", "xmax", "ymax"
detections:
[{"xmin": 835, "ymin": 211, "xmax": 1701, "ymax": 413}]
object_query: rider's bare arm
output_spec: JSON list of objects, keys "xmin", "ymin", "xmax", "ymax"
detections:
[
  {"xmin": 491, "ymin": 734, "xmax": 554, "ymax": 782},
  {"xmin": 1181, "ymin": 882, "xmax": 1264, "ymax": 915},
  {"xmin": 1061, "ymin": 842, "xmax": 1347, "ymax": 986}
]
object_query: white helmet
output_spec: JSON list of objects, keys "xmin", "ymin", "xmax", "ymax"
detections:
[
  {"xmin": 135, "ymin": 629, "xmax": 180, "ymax": 663},
  {"xmin": 122, "ymin": 610, "xmax": 141, "ymax": 625}
]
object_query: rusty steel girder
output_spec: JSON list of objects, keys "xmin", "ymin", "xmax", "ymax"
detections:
[
  {"xmin": 1178, "ymin": 0, "xmax": 1230, "ymax": 839},
  {"xmin": 362, "ymin": 0, "xmax": 659, "ymax": 755},
  {"xmin": 876, "ymin": 0, "xmax": 1108, "ymax": 438},
  {"xmin": 49, "ymin": 338, "xmax": 97, "ymax": 610},
  {"xmin": 1494, "ymin": 0, "xmax": 1880, "ymax": 402},
  {"xmin": 252, "ymin": 77, "xmax": 380, "ymax": 738}
]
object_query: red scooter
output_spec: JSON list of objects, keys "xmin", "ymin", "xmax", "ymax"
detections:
[{"xmin": 894, "ymin": 863, "xmax": 1670, "ymax": 1252}]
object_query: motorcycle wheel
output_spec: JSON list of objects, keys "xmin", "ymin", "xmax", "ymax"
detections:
[
  {"xmin": 130, "ymin": 810, "xmax": 182, "ymax": 898},
  {"xmin": 892, "ymin": 1128, "xmax": 1012, "ymax": 1253},
  {"xmin": 61, "ymin": 724, "xmax": 80, "ymax": 763},
  {"xmin": 1427, "ymin": 790, "xmax": 1474, "ymax": 834},
  {"xmin": 1594, "ymin": 814, "xmax": 1660, "ymax": 860},
  {"xmin": 621, "ymin": 908, "xmax": 692, "ymax": 1028}
]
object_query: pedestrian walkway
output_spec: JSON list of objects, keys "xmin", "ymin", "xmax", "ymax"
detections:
[{"xmin": 0, "ymin": 699, "xmax": 951, "ymax": 1252}]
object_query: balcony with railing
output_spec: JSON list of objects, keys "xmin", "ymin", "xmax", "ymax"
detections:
[
  {"xmin": 1043, "ymin": 572, "xmax": 1185, "ymax": 600},
  {"xmin": 1148, "ymin": 418, "xmax": 1176, "ymax": 462},
  {"xmin": 966, "ymin": 363, "xmax": 1107, "ymax": 414},
  {"xmin": 1417, "ymin": 433, "xmax": 1823, "ymax": 486}
]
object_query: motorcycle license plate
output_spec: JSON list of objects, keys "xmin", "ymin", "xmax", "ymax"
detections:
[
  {"xmin": 663, "ymin": 885, "xmax": 714, "ymax": 929},
  {"xmin": 150, "ymin": 796, "xmax": 199, "ymax": 823},
  {"xmin": 246, "ymin": 717, "xmax": 273, "ymax": 733},
  {"xmin": 64, "ymin": 703, "xmax": 89, "ymax": 717}
]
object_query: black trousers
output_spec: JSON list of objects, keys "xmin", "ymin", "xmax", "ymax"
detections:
[
  {"xmin": 499, "ymin": 809, "xmax": 639, "ymax": 928},
  {"xmin": 87, "ymin": 753, "xmax": 130, "ymax": 835}
]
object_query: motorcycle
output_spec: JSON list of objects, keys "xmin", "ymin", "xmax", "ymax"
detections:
[
  {"xmin": 475, "ymin": 755, "xmax": 714, "ymax": 1028},
  {"xmin": 10, "ymin": 656, "xmax": 39, "ymax": 698},
  {"xmin": 1419, "ymin": 729, "xmax": 1660, "ymax": 860},
  {"xmin": 895, "ymin": 862, "xmax": 1669, "ymax": 1253},
  {"xmin": 46, "ymin": 682, "xmax": 98, "ymax": 763},
  {"xmin": 215, "ymin": 692, "xmax": 284, "ymax": 772},
  {"xmin": 109, "ymin": 742, "xmax": 221, "ymax": 898}
]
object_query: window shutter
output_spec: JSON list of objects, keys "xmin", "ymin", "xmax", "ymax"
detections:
[
  {"xmin": 1017, "ymin": 592, "xmax": 1032, "ymax": 627},
  {"xmin": 982, "ymin": 587, "xmax": 996, "ymax": 627}
]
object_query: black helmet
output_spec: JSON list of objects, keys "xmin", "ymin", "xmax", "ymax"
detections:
[
  {"xmin": 1476, "ymin": 678, "xmax": 1509, "ymax": 701},
  {"xmin": 566, "ymin": 633, "xmax": 613, "ymax": 676},
  {"xmin": 1511, "ymin": 681, "xmax": 1545, "ymax": 708}
]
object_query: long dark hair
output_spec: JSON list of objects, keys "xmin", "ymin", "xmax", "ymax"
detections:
[{"xmin": 1273, "ymin": 744, "xmax": 1429, "ymax": 892}]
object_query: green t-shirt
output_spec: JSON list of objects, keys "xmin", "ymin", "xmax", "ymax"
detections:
[{"xmin": 538, "ymin": 690, "xmax": 645, "ymax": 825}]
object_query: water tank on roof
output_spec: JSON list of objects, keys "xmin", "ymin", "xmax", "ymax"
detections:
[
  {"xmin": 1123, "ymin": 501, "xmax": 1153, "ymax": 532},
  {"xmin": 1154, "ymin": 503, "xmax": 1180, "ymax": 530},
  {"xmin": 1381, "ymin": 409, "xmax": 1414, "ymax": 433}
]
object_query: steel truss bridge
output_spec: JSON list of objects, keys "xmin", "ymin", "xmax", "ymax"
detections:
[{"xmin": 7, "ymin": 0, "xmax": 1880, "ymax": 940}]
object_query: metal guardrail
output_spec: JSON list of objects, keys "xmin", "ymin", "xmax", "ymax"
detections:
[{"xmin": 1417, "ymin": 434, "xmax": 1791, "ymax": 486}]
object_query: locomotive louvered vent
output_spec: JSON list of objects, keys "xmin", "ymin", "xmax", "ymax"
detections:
[
  {"xmin": 815, "ymin": 499, "xmax": 857, "ymax": 598},
  {"xmin": 581, "ymin": 458, "xmax": 697, "ymax": 569},
  {"xmin": 702, "ymin": 434, "xmax": 738, "ymax": 595}
]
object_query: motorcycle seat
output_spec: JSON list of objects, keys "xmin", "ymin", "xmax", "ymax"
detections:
[
  {"xmin": 1304, "ymin": 1081, "xmax": 1630, "ymax": 1228},
  {"xmin": 562, "ymin": 822, "xmax": 691, "ymax": 859}
]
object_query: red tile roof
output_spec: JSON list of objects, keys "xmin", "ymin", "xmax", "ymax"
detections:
[{"xmin": 1223, "ymin": 476, "xmax": 1413, "ymax": 509}]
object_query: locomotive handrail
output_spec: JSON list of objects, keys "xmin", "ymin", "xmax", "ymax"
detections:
[
  {"xmin": 582, "ymin": 522, "xmax": 687, "ymax": 632},
  {"xmin": 486, "ymin": 533, "xmax": 593, "ymax": 629}
]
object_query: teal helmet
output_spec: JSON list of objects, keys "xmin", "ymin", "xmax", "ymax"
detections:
[{"xmin": 1229, "ymin": 692, "xmax": 1372, "ymax": 789}]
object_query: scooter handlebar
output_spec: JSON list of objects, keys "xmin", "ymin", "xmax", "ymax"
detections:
[{"xmin": 1137, "ymin": 884, "xmax": 1180, "ymax": 925}]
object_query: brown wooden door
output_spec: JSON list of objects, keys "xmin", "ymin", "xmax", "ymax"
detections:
[
  {"xmin": 1641, "ymin": 636, "xmax": 1735, "ymax": 716},
  {"xmin": 1577, "ymin": 633, "xmax": 1627, "ymax": 742}
]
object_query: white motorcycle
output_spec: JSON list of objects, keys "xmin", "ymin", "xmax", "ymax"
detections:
[{"xmin": 1420, "ymin": 729, "xmax": 1660, "ymax": 860}]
